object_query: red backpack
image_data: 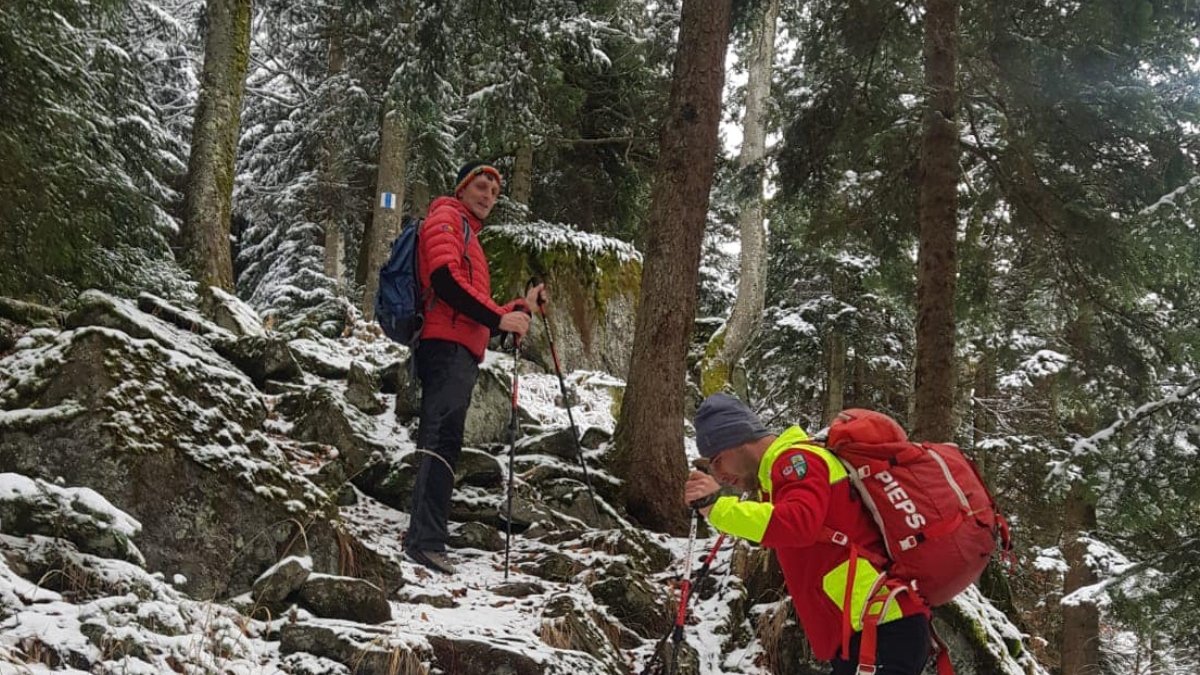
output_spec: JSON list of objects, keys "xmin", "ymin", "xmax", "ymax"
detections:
[{"xmin": 823, "ymin": 409, "xmax": 1011, "ymax": 674}]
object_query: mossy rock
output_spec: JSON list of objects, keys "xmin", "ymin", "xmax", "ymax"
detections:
[{"xmin": 483, "ymin": 222, "xmax": 641, "ymax": 378}]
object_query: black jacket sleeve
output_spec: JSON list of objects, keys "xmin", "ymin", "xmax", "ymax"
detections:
[{"xmin": 430, "ymin": 265, "xmax": 503, "ymax": 330}]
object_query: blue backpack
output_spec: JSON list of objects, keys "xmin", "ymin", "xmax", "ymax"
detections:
[{"xmin": 374, "ymin": 215, "xmax": 470, "ymax": 344}]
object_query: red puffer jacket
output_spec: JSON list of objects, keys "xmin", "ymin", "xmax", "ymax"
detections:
[{"xmin": 417, "ymin": 196, "xmax": 525, "ymax": 361}]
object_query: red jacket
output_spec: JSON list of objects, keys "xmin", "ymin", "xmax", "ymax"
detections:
[
  {"xmin": 707, "ymin": 427, "xmax": 929, "ymax": 661},
  {"xmin": 417, "ymin": 196, "xmax": 525, "ymax": 361}
]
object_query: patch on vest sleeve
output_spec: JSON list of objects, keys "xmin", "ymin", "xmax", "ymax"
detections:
[{"xmin": 781, "ymin": 454, "xmax": 808, "ymax": 480}]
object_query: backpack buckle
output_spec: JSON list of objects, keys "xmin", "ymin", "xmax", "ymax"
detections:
[
  {"xmin": 830, "ymin": 531, "xmax": 849, "ymax": 546},
  {"xmin": 899, "ymin": 535, "xmax": 918, "ymax": 551},
  {"xmin": 856, "ymin": 666, "xmax": 877, "ymax": 675}
]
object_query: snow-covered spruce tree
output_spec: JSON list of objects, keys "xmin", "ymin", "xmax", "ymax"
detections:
[
  {"xmin": 446, "ymin": 0, "xmax": 674, "ymax": 238},
  {"xmin": 0, "ymin": 0, "xmax": 195, "ymax": 303}
]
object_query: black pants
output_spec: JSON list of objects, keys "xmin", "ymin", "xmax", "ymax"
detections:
[
  {"xmin": 830, "ymin": 614, "xmax": 930, "ymax": 675},
  {"xmin": 405, "ymin": 339, "xmax": 479, "ymax": 553}
]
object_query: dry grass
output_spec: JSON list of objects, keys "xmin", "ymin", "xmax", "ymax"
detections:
[
  {"xmin": 754, "ymin": 600, "xmax": 795, "ymax": 675},
  {"xmin": 538, "ymin": 618, "xmax": 574, "ymax": 650},
  {"xmin": 348, "ymin": 640, "xmax": 428, "ymax": 675}
]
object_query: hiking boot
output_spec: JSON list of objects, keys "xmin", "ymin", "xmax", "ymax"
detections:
[{"xmin": 406, "ymin": 548, "xmax": 456, "ymax": 575}]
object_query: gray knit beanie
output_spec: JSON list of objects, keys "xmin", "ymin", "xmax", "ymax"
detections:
[{"xmin": 695, "ymin": 393, "xmax": 770, "ymax": 459}]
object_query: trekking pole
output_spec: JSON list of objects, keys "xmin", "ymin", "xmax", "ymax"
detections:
[
  {"xmin": 503, "ymin": 333, "xmax": 521, "ymax": 582},
  {"xmin": 529, "ymin": 277, "xmax": 600, "ymax": 521},
  {"xmin": 666, "ymin": 510, "xmax": 700, "ymax": 675},
  {"xmin": 643, "ymin": 499, "xmax": 724, "ymax": 672}
]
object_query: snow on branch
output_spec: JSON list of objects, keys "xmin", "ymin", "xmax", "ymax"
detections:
[
  {"xmin": 1047, "ymin": 375, "xmax": 1200, "ymax": 486},
  {"xmin": 1139, "ymin": 175, "xmax": 1200, "ymax": 217},
  {"xmin": 1068, "ymin": 376, "xmax": 1200, "ymax": 458},
  {"xmin": 487, "ymin": 221, "xmax": 642, "ymax": 264}
]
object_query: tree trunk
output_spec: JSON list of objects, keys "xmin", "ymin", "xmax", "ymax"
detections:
[
  {"xmin": 825, "ymin": 331, "xmax": 846, "ymax": 425},
  {"xmin": 410, "ymin": 181, "xmax": 431, "ymax": 219},
  {"xmin": 611, "ymin": 0, "xmax": 732, "ymax": 534},
  {"xmin": 699, "ymin": 0, "xmax": 777, "ymax": 397},
  {"xmin": 1061, "ymin": 481, "xmax": 1100, "ymax": 675},
  {"xmin": 510, "ymin": 138, "xmax": 534, "ymax": 209},
  {"xmin": 181, "ymin": 0, "xmax": 252, "ymax": 293},
  {"xmin": 360, "ymin": 108, "xmax": 409, "ymax": 320},
  {"xmin": 912, "ymin": 0, "xmax": 960, "ymax": 442},
  {"xmin": 320, "ymin": 24, "xmax": 346, "ymax": 290}
]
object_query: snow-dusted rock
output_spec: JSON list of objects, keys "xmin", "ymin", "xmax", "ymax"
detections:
[
  {"xmin": 426, "ymin": 634, "xmax": 547, "ymax": 675},
  {"xmin": 203, "ymin": 286, "xmax": 265, "ymax": 337},
  {"xmin": 520, "ymin": 551, "xmax": 584, "ymax": 583},
  {"xmin": 135, "ymin": 292, "xmax": 232, "ymax": 338},
  {"xmin": 279, "ymin": 622, "xmax": 430, "ymax": 675},
  {"xmin": 538, "ymin": 594, "xmax": 625, "ymax": 675},
  {"xmin": 485, "ymin": 221, "xmax": 642, "ymax": 378},
  {"xmin": 588, "ymin": 562, "xmax": 672, "ymax": 639},
  {"xmin": 274, "ymin": 297, "xmax": 353, "ymax": 338},
  {"xmin": 465, "ymin": 357, "xmax": 525, "ymax": 446},
  {"xmin": 353, "ymin": 447, "xmax": 503, "ymax": 516},
  {"xmin": 211, "ymin": 333, "xmax": 303, "ymax": 386},
  {"xmin": 283, "ymin": 384, "xmax": 393, "ymax": 475},
  {"xmin": 0, "ymin": 474, "xmax": 143, "ymax": 565},
  {"xmin": 251, "ymin": 555, "xmax": 312, "ymax": 604},
  {"xmin": 345, "ymin": 360, "xmax": 386, "ymax": 414},
  {"xmin": 448, "ymin": 521, "xmax": 505, "ymax": 552},
  {"xmin": 0, "ymin": 314, "xmax": 337, "ymax": 598},
  {"xmin": 297, "ymin": 574, "xmax": 391, "ymax": 624},
  {"xmin": 519, "ymin": 427, "xmax": 583, "ymax": 461}
]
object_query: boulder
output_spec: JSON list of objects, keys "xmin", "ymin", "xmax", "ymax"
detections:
[
  {"xmin": 345, "ymin": 361, "xmax": 386, "ymax": 415},
  {"xmin": 517, "ymin": 428, "xmax": 581, "ymax": 461},
  {"xmin": 483, "ymin": 222, "xmax": 642, "ymax": 378},
  {"xmin": 203, "ymin": 286, "xmax": 265, "ymax": 337},
  {"xmin": 538, "ymin": 594, "xmax": 625, "ymax": 675},
  {"xmin": 449, "ymin": 521, "xmax": 505, "ymax": 552},
  {"xmin": 575, "ymin": 528, "xmax": 673, "ymax": 576},
  {"xmin": 0, "ymin": 473, "xmax": 143, "ymax": 565},
  {"xmin": 520, "ymin": 551, "xmax": 583, "ymax": 583},
  {"xmin": 580, "ymin": 426, "xmax": 612, "ymax": 450},
  {"xmin": 0, "ymin": 318, "xmax": 336, "ymax": 598},
  {"xmin": 297, "ymin": 574, "xmax": 391, "ymax": 624},
  {"xmin": 464, "ymin": 358, "xmax": 519, "ymax": 446},
  {"xmin": 274, "ymin": 297, "xmax": 353, "ymax": 338},
  {"xmin": 588, "ymin": 563, "xmax": 671, "ymax": 639},
  {"xmin": 283, "ymin": 384, "xmax": 393, "ymax": 475},
  {"xmin": 251, "ymin": 555, "xmax": 312, "ymax": 604},
  {"xmin": 537, "ymin": 477, "xmax": 611, "ymax": 529},
  {"xmin": 211, "ymin": 334, "xmax": 303, "ymax": 387},
  {"xmin": 280, "ymin": 623, "xmax": 429, "ymax": 675},
  {"xmin": 492, "ymin": 581, "xmax": 545, "ymax": 598},
  {"xmin": 135, "ymin": 293, "xmax": 231, "ymax": 338},
  {"xmin": 379, "ymin": 358, "xmax": 420, "ymax": 422},
  {"xmin": 426, "ymin": 635, "xmax": 545, "ymax": 675},
  {"xmin": 289, "ymin": 336, "xmax": 353, "ymax": 378}
]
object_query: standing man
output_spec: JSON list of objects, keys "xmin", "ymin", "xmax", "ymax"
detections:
[
  {"xmin": 683, "ymin": 394, "xmax": 931, "ymax": 674},
  {"xmin": 405, "ymin": 161, "xmax": 544, "ymax": 575}
]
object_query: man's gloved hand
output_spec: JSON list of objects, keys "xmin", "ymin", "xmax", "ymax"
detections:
[{"xmin": 685, "ymin": 470, "xmax": 721, "ymax": 516}]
